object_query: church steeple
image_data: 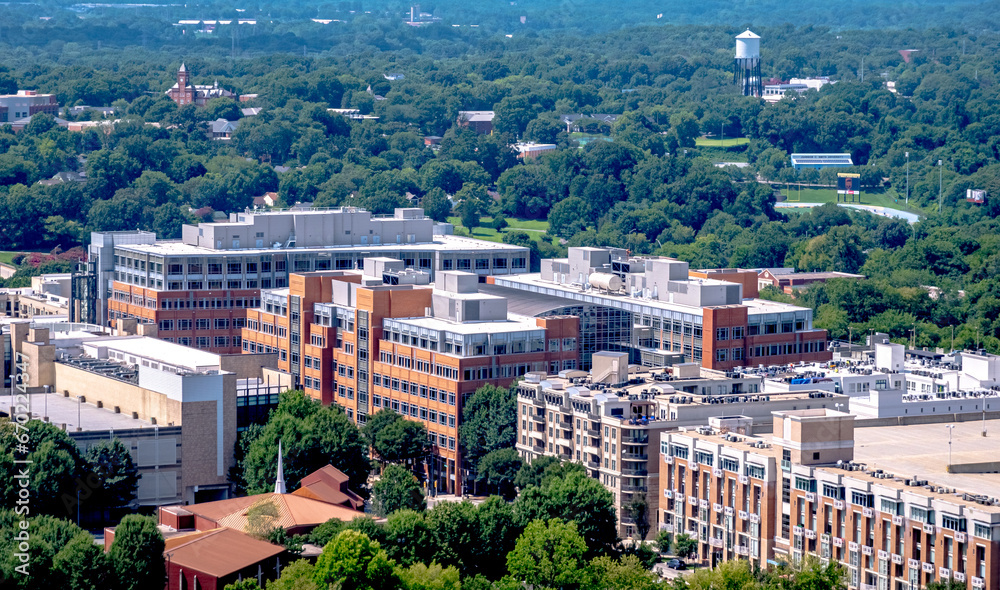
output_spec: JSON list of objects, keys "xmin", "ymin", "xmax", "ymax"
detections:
[{"xmin": 274, "ymin": 440, "xmax": 286, "ymax": 494}]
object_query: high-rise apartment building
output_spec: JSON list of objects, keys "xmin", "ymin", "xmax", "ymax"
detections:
[
  {"xmin": 81, "ymin": 207, "xmax": 529, "ymax": 354},
  {"xmin": 486, "ymin": 246, "xmax": 831, "ymax": 370},
  {"xmin": 659, "ymin": 411, "xmax": 1000, "ymax": 590},
  {"xmin": 241, "ymin": 260, "xmax": 578, "ymax": 494}
]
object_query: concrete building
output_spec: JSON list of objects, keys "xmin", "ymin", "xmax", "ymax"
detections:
[
  {"xmin": 0, "ymin": 320, "xmax": 274, "ymax": 505},
  {"xmin": 790, "ymin": 153, "xmax": 855, "ymax": 170},
  {"xmin": 658, "ymin": 413, "xmax": 1000, "ymax": 590},
  {"xmin": 514, "ymin": 142, "xmax": 558, "ymax": 160},
  {"xmin": 0, "ymin": 273, "xmax": 72, "ymax": 319},
  {"xmin": 79, "ymin": 207, "xmax": 529, "ymax": 353},
  {"xmin": 485, "ymin": 247, "xmax": 830, "ymax": 370},
  {"xmin": 0, "ymin": 90, "xmax": 59, "ymax": 123},
  {"xmin": 241, "ymin": 262, "xmax": 578, "ymax": 494}
]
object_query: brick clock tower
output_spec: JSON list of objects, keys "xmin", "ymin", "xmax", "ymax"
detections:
[{"xmin": 172, "ymin": 63, "xmax": 194, "ymax": 106}]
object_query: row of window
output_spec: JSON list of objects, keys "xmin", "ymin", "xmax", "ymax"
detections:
[
  {"xmin": 749, "ymin": 341, "xmax": 826, "ymax": 358},
  {"xmin": 158, "ymin": 318, "xmax": 247, "ymax": 332},
  {"xmin": 715, "ymin": 347, "xmax": 746, "ymax": 362},
  {"xmin": 747, "ymin": 320, "xmax": 807, "ymax": 335},
  {"xmin": 440, "ymin": 257, "xmax": 526, "ymax": 271},
  {"xmin": 163, "ymin": 279, "xmax": 287, "ymax": 291},
  {"xmin": 715, "ymin": 327, "xmax": 746, "ymax": 341},
  {"xmin": 664, "ymin": 443, "xmax": 767, "ymax": 479},
  {"xmin": 160, "ymin": 297, "xmax": 261, "ymax": 310},
  {"xmin": 372, "ymin": 395, "xmax": 457, "ymax": 428},
  {"xmin": 164, "ymin": 260, "xmax": 281, "ymax": 275},
  {"xmin": 371, "ymin": 375, "xmax": 457, "ymax": 406},
  {"xmin": 243, "ymin": 340, "xmax": 278, "ymax": 354},
  {"xmin": 161, "ymin": 335, "xmax": 240, "ymax": 348},
  {"xmin": 375, "ymin": 356, "xmax": 461, "ymax": 380}
]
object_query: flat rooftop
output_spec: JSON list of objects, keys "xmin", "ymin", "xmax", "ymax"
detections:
[
  {"xmin": 113, "ymin": 234, "xmax": 526, "ymax": 256},
  {"xmin": 0, "ymin": 392, "xmax": 156, "ymax": 432},
  {"xmin": 493, "ymin": 273, "xmax": 811, "ymax": 317},
  {"xmin": 854, "ymin": 419, "xmax": 1000, "ymax": 503},
  {"xmin": 88, "ymin": 336, "xmax": 223, "ymax": 373},
  {"xmin": 391, "ymin": 314, "xmax": 543, "ymax": 335}
]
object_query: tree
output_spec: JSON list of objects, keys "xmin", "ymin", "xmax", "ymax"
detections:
[
  {"xmin": 421, "ymin": 188, "xmax": 452, "ymax": 222},
  {"xmin": 270, "ymin": 559, "xmax": 320, "ymax": 590},
  {"xmin": 242, "ymin": 391, "xmax": 371, "ymax": 495},
  {"xmin": 474, "ymin": 496, "xmax": 521, "ymax": 580},
  {"xmin": 655, "ymin": 529, "xmax": 673, "ymax": 554},
  {"xmin": 475, "ymin": 448, "xmax": 523, "ymax": 500},
  {"xmin": 314, "ymin": 530, "xmax": 400, "ymax": 590},
  {"xmin": 52, "ymin": 533, "xmax": 112, "ymax": 590},
  {"xmin": 426, "ymin": 500, "xmax": 481, "ymax": 575},
  {"xmin": 624, "ymin": 493, "xmax": 651, "ymax": 542},
  {"xmin": 0, "ymin": 420, "xmax": 87, "ymax": 519},
  {"xmin": 84, "ymin": 438, "xmax": 139, "ymax": 519},
  {"xmin": 364, "ymin": 410, "xmax": 428, "ymax": 465},
  {"xmin": 460, "ymin": 384, "xmax": 517, "ymax": 473},
  {"xmin": 514, "ymin": 469, "xmax": 618, "ymax": 557},
  {"xmin": 590, "ymin": 554, "xmax": 663, "ymax": 590},
  {"xmin": 547, "ymin": 196, "xmax": 590, "ymax": 238},
  {"xmin": 223, "ymin": 580, "xmax": 262, "ymax": 590},
  {"xmin": 108, "ymin": 515, "xmax": 165, "ymax": 590},
  {"xmin": 506, "ymin": 519, "xmax": 591, "ymax": 590},
  {"xmin": 672, "ymin": 533, "xmax": 698, "ymax": 559},
  {"xmin": 397, "ymin": 562, "xmax": 461, "ymax": 590},
  {"xmin": 384, "ymin": 510, "xmax": 436, "ymax": 567},
  {"xmin": 371, "ymin": 464, "xmax": 426, "ymax": 517}
]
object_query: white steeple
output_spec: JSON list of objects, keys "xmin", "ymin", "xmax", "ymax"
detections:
[{"xmin": 274, "ymin": 440, "xmax": 286, "ymax": 494}]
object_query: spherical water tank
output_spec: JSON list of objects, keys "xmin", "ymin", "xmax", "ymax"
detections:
[
  {"xmin": 735, "ymin": 29, "xmax": 760, "ymax": 60},
  {"xmin": 589, "ymin": 272, "xmax": 622, "ymax": 291}
]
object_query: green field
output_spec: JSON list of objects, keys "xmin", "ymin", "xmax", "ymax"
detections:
[
  {"xmin": 695, "ymin": 137, "xmax": 750, "ymax": 148},
  {"xmin": 778, "ymin": 186, "xmax": 925, "ymax": 214},
  {"xmin": 446, "ymin": 216, "xmax": 553, "ymax": 244},
  {"xmin": 0, "ymin": 251, "xmax": 22, "ymax": 266}
]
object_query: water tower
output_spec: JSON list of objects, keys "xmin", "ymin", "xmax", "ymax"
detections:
[{"xmin": 734, "ymin": 29, "xmax": 762, "ymax": 97}]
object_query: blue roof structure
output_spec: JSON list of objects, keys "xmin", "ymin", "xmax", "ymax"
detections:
[{"xmin": 790, "ymin": 153, "xmax": 854, "ymax": 170}]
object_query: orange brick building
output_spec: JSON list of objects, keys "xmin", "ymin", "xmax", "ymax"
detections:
[
  {"xmin": 659, "ymin": 411, "xmax": 1000, "ymax": 590},
  {"xmin": 241, "ymin": 260, "xmax": 579, "ymax": 493}
]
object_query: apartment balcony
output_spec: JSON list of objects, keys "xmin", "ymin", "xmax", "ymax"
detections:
[
  {"xmin": 585, "ymin": 427, "xmax": 600, "ymax": 437},
  {"xmin": 622, "ymin": 433, "xmax": 649, "ymax": 444},
  {"xmin": 622, "ymin": 453, "xmax": 649, "ymax": 461},
  {"xmin": 586, "ymin": 460, "xmax": 600, "ymax": 470},
  {"xmin": 622, "ymin": 466, "xmax": 648, "ymax": 476},
  {"xmin": 621, "ymin": 483, "xmax": 648, "ymax": 493},
  {"xmin": 529, "ymin": 413, "xmax": 545, "ymax": 423},
  {"xmin": 530, "ymin": 444, "xmax": 544, "ymax": 453}
]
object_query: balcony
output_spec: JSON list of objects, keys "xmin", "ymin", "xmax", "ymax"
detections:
[
  {"xmin": 586, "ymin": 427, "xmax": 600, "ymax": 437},
  {"xmin": 586, "ymin": 460, "xmax": 600, "ymax": 470},
  {"xmin": 621, "ymin": 483, "xmax": 648, "ymax": 493},
  {"xmin": 531, "ymin": 444, "xmax": 544, "ymax": 453},
  {"xmin": 529, "ymin": 413, "xmax": 544, "ymax": 423},
  {"xmin": 622, "ymin": 453, "xmax": 649, "ymax": 462},
  {"xmin": 622, "ymin": 434, "xmax": 649, "ymax": 444},
  {"xmin": 528, "ymin": 429, "xmax": 544, "ymax": 440},
  {"xmin": 622, "ymin": 466, "xmax": 648, "ymax": 476}
]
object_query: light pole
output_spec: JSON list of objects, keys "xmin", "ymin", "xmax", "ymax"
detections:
[
  {"xmin": 946, "ymin": 425, "xmax": 955, "ymax": 470},
  {"xmin": 835, "ymin": 403, "xmax": 844, "ymax": 414},
  {"xmin": 938, "ymin": 160, "xmax": 943, "ymax": 213},
  {"xmin": 905, "ymin": 152, "xmax": 909, "ymax": 205}
]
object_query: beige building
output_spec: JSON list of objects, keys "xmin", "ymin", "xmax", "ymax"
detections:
[
  {"xmin": 0, "ymin": 273, "xmax": 72, "ymax": 319},
  {"xmin": 1, "ymin": 319, "xmax": 272, "ymax": 505}
]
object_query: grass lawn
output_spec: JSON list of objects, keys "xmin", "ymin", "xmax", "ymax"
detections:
[
  {"xmin": 0, "ymin": 251, "xmax": 22, "ymax": 266},
  {"xmin": 778, "ymin": 186, "xmax": 926, "ymax": 214},
  {"xmin": 695, "ymin": 137, "xmax": 750, "ymax": 148},
  {"xmin": 446, "ymin": 216, "xmax": 553, "ymax": 245}
]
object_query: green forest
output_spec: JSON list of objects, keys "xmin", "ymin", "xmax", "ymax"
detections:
[{"xmin": 0, "ymin": 0, "xmax": 999, "ymax": 356}]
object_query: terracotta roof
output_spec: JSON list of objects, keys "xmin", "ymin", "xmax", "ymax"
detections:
[
  {"xmin": 166, "ymin": 528, "xmax": 285, "ymax": 577},
  {"xmin": 185, "ymin": 492, "xmax": 364, "ymax": 532},
  {"xmin": 293, "ymin": 465, "xmax": 365, "ymax": 510}
]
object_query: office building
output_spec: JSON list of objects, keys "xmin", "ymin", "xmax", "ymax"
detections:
[
  {"xmin": 241, "ymin": 261, "xmax": 578, "ymax": 494},
  {"xmin": 0, "ymin": 90, "xmax": 59, "ymax": 123},
  {"xmin": 485, "ymin": 247, "xmax": 830, "ymax": 370},
  {"xmin": 80, "ymin": 207, "xmax": 529, "ymax": 353},
  {"xmin": 658, "ymin": 411, "xmax": 1000, "ymax": 590}
]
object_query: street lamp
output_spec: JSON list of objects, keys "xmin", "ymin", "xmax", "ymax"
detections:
[
  {"xmin": 938, "ymin": 160, "xmax": 943, "ymax": 213},
  {"xmin": 946, "ymin": 425, "xmax": 955, "ymax": 470},
  {"xmin": 905, "ymin": 152, "xmax": 909, "ymax": 206}
]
